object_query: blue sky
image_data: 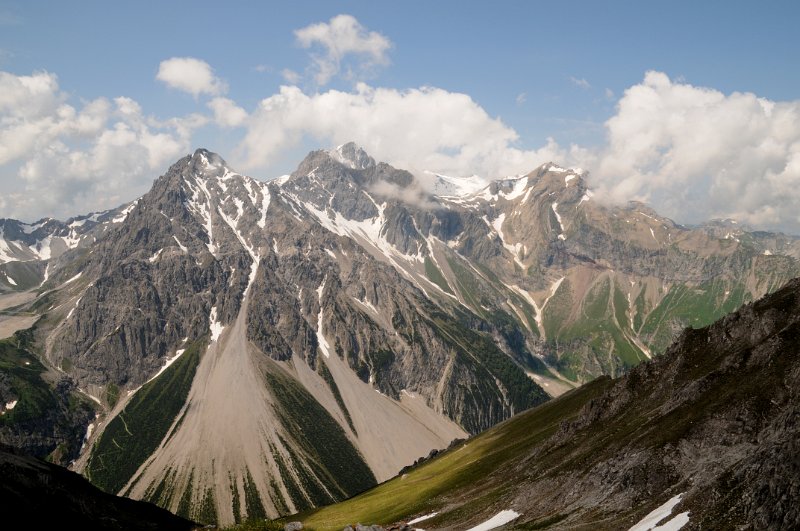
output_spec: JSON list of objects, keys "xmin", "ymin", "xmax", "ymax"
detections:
[{"xmin": 2, "ymin": 0, "xmax": 800, "ymax": 232}]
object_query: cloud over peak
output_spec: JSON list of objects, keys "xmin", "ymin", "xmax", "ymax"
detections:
[
  {"xmin": 236, "ymin": 82, "xmax": 565, "ymax": 181},
  {"xmin": 589, "ymin": 70, "xmax": 800, "ymax": 231},
  {"xmin": 0, "ymin": 69, "xmax": 203, "ymax": 220},
  {"xmin": 4, "ymin": 56, "xmax": 800, "ymax": 235}
]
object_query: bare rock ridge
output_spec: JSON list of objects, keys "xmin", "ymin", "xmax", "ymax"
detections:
[{"xmin": 0, "ymin": 144, "xmax": 799, "ymax": 525}]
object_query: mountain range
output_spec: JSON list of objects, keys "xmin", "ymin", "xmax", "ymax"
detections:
[
  {"xmin": 294, "ymin": 274, "xmax": 800, "ymax": 530},
  {"xmin": 0, "ymin": 143, "xmax": 798, "ymax": 526}
]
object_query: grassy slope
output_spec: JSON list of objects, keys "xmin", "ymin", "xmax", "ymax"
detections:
[
  {"xmin": 85, "ymin": 338, "xmax": 205, "ymax": 494},
  {"xmin": 288, "ymin": 377, "xmax": 612, "ymax": 530},
  {"xmin": 0, "ymin": 328, "xmax": 95, "ymax": 463},
  {"xmin": 0, "ymin": 331, "xmax": 59, "ymax": 426}
]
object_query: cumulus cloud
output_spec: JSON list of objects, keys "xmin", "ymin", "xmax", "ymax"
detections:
[
  {"xmin": 235, "ymin": 82, "xmax": 568, "ymax": 181},
  {"xmin": 156, "ymin": 57, "xmax": 227, "ymax": 97},
  {"xmin": 294, "ymin": 14, "xmax": 392, "ymax": 85},
  {"xmin": 587, "ymin": 71, "xmax": 800, "ymax": 232},
  {"xmin": 207, "ymin": 97, "xmax": 248, "ymax": 128},
  {"xmin": 5, "ymin": 62, "xmax": 800, "ymax": 236},
  {"xmin": 0, "ymin": 70, "xmax": 203, "ymax": 221}
]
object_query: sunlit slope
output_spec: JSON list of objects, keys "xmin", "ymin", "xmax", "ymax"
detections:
[{"xmin": 293, "ymin": 377, "xmax": 612, "ymax": 530}]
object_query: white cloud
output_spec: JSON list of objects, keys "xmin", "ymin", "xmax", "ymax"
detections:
[
  {"xmin": 516, "ymin": 92, "xmax": 527, "ymax": 105},
  {"xmin": 294, "ymin": 14, "xmax": 392, "ymax": 85},
  {"xmin": 604, "ymin": 88, "xmax": 614, "ymax": 100},
  {"xmin": 233, "ymin": 69, "xmax": 800, "ymax": 234},
  {"xmin": 207, "ymin": 97, "xmax": 247, "ymax": 128},
  {"xmin": 235, "ymin": 83, "xmax": 567, "ymax": 181},
  {"xmin": 5, "ymin": 62, "xmax": 800, "ymax": 236},
  {"xmin": 0, "ymin": 70, "xmax": 63, "ymax": 119},
  {"xmin": 570, "ymin": 76, "xmax": 591, "ymax": 89},
  {"xmin": 0, "ymin": 70, "xmax": 203, "ymax": 221},
  {"xmin": 156, "ymin": 57, "xmax": 227, "ymax": 97},
  {"xmin": 281, "ymin": 68, "xmax": 301, "ymax": 84},
  {"xmin": 587, "ymin": 71, "xmax": 800, "ymax": 232}
]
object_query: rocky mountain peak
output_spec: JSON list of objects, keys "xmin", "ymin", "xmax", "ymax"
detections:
[
  {"xmin": 282, "ymin": 146, "xmax": 417, "ymax": 224},
  {"xmin": 327, "ymin": 142, "xmax": 376, "ymax": 170},
  {"xmin": 528, "ymin": 162, "xmax": 587, "ymax": 190},
  {"xmin": 186, "ymin": 148, "xmax": 234, "ymax": 179}
]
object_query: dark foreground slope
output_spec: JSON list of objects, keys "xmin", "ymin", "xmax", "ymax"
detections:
[
  {"xmin": 0, "ymin": 446, "xmax": 198, "ymax": 530},
  {"xmin": 295, "ymin": 277, "xmax": 800, "ymax": 530}
]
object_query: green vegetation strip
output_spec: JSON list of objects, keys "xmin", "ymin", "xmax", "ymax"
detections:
[
  {"xmin": 317, "ymin": 358, "xmax": 356, "ymax": 434},
  {"xmin": 427, "ymin": 310, "xmax": 548, "ymax": 415},
  {"xmin": 291, "ymin": 377, "xmax": 612, "ymax": 531},
  {"xmin": 86, "ymin": 338, "xmax": 205, "ymax": 494},
  {"xmin": 264, "ymin": 370, "xmax": 376, "ymax": 503},
  {"xmin": 424, "ymin": 257, "xmax": 453, "ymax": 294},
  {"xmin": 0, "ymin": 330, "xmax": 58, "ymax": 426}
]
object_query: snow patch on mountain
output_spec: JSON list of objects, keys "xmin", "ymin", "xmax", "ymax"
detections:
[
  {"xmin": 316, "ymin": 278, "xmax": 332, "ymax": 358},
  {"xmin": 552, "ymin": 202, "xmax": 565, "ymax": 239},
  {"xmin": 216, "ymin": 197, "xmax": 260, "ymax": 295},
  {"xmin": 427, "ymin": 172, "xmax": 488, "ymax": 197},
  {"xmin": 21, "ymin": 220, "xmax": 47, "ymax": 234},
  {"xmin": 296, "ymin": 191, "xmax": 424, "ymax": 269},
  {"xmin": 629, "ymin": 493, "xmax": 688, "ymax": 531},
  {"xmin": 209, "ymin": 306, "xmax": 224, "ymax": 342},
  {"xmin": 466, "ymin": 509, "xmax": 521, "ymax": 531},
  {"xmin": 0, "ymin": 236, "xmax": 18, "ymax": 262},
  {"xmin": 527, "ymin": 277, "xmax": 564, "ymax": 338},
  {"xmin": 172, "ymin": 236, "xmax": 188, "ymax": 253},
  {"xmin": 148, "ymin": 348, "xmax": 187, "ymax": 384},
  {"xmin": 64, "ymin": 272, "xmax": 82, "ymax": 284},
  {"xmin": 501, "ymin": 176, "xmax": 530, "ymax": 201},
  {"xmin": 80, "ymin": 421, "xmax": 95, "ymax": 452},
  {"xmin": 112, "ymin": 200, "xmax": 138, "ymax": 223},
  {"xmin": 485, "ymin": 213, "xmax": 524, "ymax": 268},
  {"xmin": 29, "ymin": 235, "xmax": 53, "ymax": 260},
  {"xmin": 408, "ymin": 512, "xmax": 438, "ymax": 525}
]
